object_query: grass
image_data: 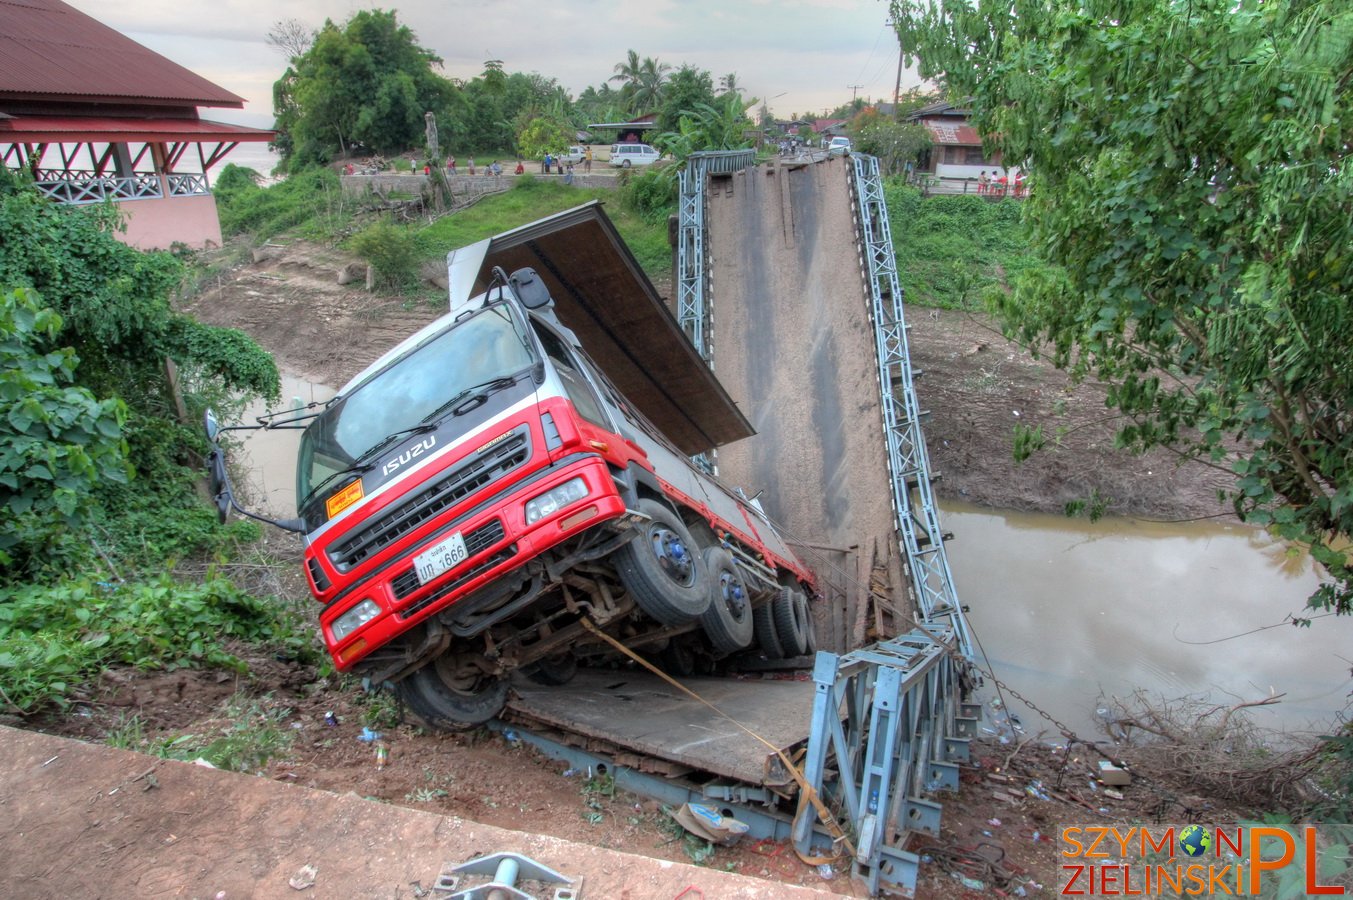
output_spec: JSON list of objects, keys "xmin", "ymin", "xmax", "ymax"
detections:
[
  {"xmin": 884, "ymin": 180, "xmax": 1054, "ymax": 310},
  {"xmin": 102, "ymin": 695, "xmax": 294, "ymax": 773},
  {"xmin": 413, "ymin": 177, "xmax": 671, "ymax": 281}
]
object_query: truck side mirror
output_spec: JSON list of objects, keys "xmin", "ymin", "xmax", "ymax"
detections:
[{"xmin": 509, "ymin": 267, "xmax": 554, "ymax": 310}]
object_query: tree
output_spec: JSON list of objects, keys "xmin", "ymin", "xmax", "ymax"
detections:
[
  {"xmin": 274, "ymin": 10, "xmax": 457, "ymax": 166},
  {"xmin": 891, "ymin": 0, "xmax": 1353, "ymax": 613},
  {"xmin": 850, "ymin": 109, "xmax": 930, "ymax": 175},
  {"xmin": 656, "ymin": 65, "xmax": 716, "ymax": 135},
  {"xmin": 266, "ymin": 18, "xmax": 313, "ymax": 60},
  {"xmin": 610, "ymin": 50, "xmax": 669, "ymax": 114}
]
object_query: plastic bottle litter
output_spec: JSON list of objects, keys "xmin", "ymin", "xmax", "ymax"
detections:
[
  {"xmin": 1032, "ymin": 830, "xmax": 1042, "ymax": 843},
  {"xmin": 957, "ymin": 875, "xmax": 985, "ymax": 891},
  {"xmin": 357, "ymin": 727, "xmax": 382, "ymax": 742},
  {"xmin": 323, "ymin": 711, "xmax": 338, "ymax": 727},
  {"xmin": 816, "ymin": 863, "xmax": 835, "ymax": 880},
  {"xmin": 375, "ymin": 743, "xmax": 388, "ymax": 768},
  {"xmin": 503, "ymin": 729, "xmax": 519, "ymax": 743},
  {"xmin": 987, "ymin": 817, "xmax": 1002, "ymax": 827}
]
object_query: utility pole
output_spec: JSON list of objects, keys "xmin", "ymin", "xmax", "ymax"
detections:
[{"xmin": 847, "ymin": 84, "xmax": 864, "ymax": 103}]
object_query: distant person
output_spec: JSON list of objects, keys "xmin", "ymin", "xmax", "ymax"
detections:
[
  {"xmin": 467, "ymin": 157, "xmax": 476, "ymax": 176},
  {"xmin": 343, "ymin": 162, "xmax": 354, "ymax": 176},
  {"xmin": 423, "ymin": 162, "xmax": 431, "ymax": 176},
  {"xmin": 446, "ymin": 155, "xmax": 456, "ymax": 175},
  {"xmin": 564, "ymin": 162, "xmax": 575, "ymax": 185},
  {"xmin": 995, "ymin": 171, "xmax": 1008, "ymax": 195},
  {"xmin": 543, "ymin": 153, "xmax": 553, "ymax": 174},
  {"xmin": 1014, "ymin": 171, "xmax": 1026, "ymax": 198},
  {"xmin": 978, "ymin": 171, "xmax": 989, "ymax": 195},
  {"xmin": 514, "ymin": 160, "xmax": 525, "ymax": 175},
  {"xmin": 583, "ymin": 147, "xmax": 593, "ymax": 173},
  {"xmin": 490, "ymin": 160, "xmax": 502, "ymax": 177}
]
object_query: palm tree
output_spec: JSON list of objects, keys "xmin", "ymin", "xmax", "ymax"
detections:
[
  {"xmin": 610, "ymin": 50, "xmax": 642, "ymax": 89},
  {"xmin": 719, "ymin": 72, "xmax": 741, "ymax": 95},
  {"xmin": 630, "ymin": 56, "xmax": 671, "ymax": 113}
]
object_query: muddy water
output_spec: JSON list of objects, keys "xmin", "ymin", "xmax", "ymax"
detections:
[
  {"xmin": 942, "ymin": 501, "xmax": 1352, "ymax": 739},
  {"xmin": 234, "ymin": 374, "xmax": 336, "ymax": 516}
]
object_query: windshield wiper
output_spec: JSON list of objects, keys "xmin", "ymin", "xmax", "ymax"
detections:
[
  {"xmin": 420, "ymin": 372, "xmax": 526, "ymax": 426},
  {"xmin": 302, "ymin": 421, "xmax": 439, "ymax": 505}
]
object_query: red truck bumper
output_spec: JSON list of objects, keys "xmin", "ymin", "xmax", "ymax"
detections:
[{"xmin": 320, "ymin": 454, "xmax": 625, "ymax": 669}]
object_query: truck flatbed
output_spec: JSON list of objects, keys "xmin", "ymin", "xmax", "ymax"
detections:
[{"xmin": 508, "ymin": 669, "xmax": 814, "ymax": 787}]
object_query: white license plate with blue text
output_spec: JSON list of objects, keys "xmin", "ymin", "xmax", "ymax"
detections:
[{"xmin": 413, "ymin": 531, "xmax": 469, "ymax": 585}]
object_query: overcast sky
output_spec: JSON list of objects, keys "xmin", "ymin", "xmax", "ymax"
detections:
[{"xmin": 65, "ymin": 0, "xmax": 921, "ymax": 130}]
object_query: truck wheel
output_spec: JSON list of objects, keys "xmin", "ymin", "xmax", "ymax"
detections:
[
  {"xmin": 753, "ymin": 599, "xmax": 785, "ymax": 659},
  {"xmin": 396, "ymin": 653, "xmax": 509, "ymax": 731},
  {"xmin": 525, "ymin": 653, "xmax": 578, "ymax": 686},
  {"xmin": 772, "ymin": 588, "xmax": 809, "ymax": 657},
  {"xmin": 798, "ymin": 590, "xmax": 817, "ymax": 657},
  {"xmin": 699, "ymin": 547, "xmax": 754, "ymax": 653},
  {"xmin": 615, "ymin": 499, "xmax": 710, "ymax": 625}
]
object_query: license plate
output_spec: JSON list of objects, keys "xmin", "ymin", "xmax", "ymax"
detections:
[{"xmin": 413, "ymin": 531, "xmax": 469, "ymax": 585}]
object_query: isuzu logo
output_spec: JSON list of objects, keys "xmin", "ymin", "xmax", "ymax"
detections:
[{"xmin": 382, "ymin": 436, "xmax": 437, "ymax": 477}]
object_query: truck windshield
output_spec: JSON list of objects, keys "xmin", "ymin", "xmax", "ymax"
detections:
[{"xmin": 296, "ymin": 302, "xmax": 535, "ymax": 508}]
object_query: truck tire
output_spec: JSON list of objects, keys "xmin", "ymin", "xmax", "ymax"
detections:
[
  {"xmin": 699, "ymin": 547, "xmax": 755, "ymax": 653},
  {"xmin": 772, "ymin": 588, "xmax": 809, "ymax": 657},
  {"xmin": 798, "ymin": 590, "xmax": 817, "ymax": 657},
  {"xmin": 396, "ymin": 653, "xmax": 509, "ymax": 731},
  {"xmin": 615, "ymin": 499, "xmax": 710, "ymax": 625},
  {"xmin": 753, "ymin": 599, "xmax": 785, "ymax": 659},
  {"xmin": 525, "ymin": 653, "xmax": 578, "ymax": 686}
]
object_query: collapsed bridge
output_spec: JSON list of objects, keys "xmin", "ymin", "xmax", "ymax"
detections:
[{"xmin": 502, "ymin": 150, "xmax": 977, "ymax": 896}]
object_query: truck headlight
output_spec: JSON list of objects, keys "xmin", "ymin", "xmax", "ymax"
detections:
[
  {"xmin": 331, "ymin": 598, "xmax": 381, "ymax": 641},
  {"xmin": 525, "ymin": 477, "xmax": 589, "ymax": 524}
]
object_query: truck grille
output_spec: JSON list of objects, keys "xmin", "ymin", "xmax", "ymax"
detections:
[
  {"xmin": 306, "ymin": 557, "xmax": 331, "ymax": 592},
  {"xmin": 327, "ymin": 428, "xmax": 530, "ymax": 571},
  {"xmin": 389, "ymin": 519, "xmax": 507, "ymax": 601}
]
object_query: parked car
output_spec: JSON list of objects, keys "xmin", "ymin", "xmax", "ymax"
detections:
[
  {"xmin": 827, "ymin": 136, "xmax": 852, "ymax": 156},
  {"xmin": 560, "ymin": 146, "xmax": 588, "ymax": 164},
  {"xmin": 609, "ymin": 143, "xmax": 661, "ymax": 168}
]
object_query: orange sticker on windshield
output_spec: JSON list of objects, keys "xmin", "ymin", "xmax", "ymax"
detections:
[{"xmin": 325, "ymin": 479, "xmax": 365, "ymax": 520}]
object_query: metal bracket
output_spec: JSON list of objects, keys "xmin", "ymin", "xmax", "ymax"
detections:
[{"xmin": 434, "ymin": 852, "xmax": 581, "ymax": 900}]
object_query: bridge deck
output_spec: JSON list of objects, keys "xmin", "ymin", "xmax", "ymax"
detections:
[{"xmin": 508, "ymin": 668, "xmax": 814, "ymax": 787}]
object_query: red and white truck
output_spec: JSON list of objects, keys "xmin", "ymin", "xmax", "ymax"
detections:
[{"xmin": 206, "ymin": 204, "xmax": 816, "ymax": 728}]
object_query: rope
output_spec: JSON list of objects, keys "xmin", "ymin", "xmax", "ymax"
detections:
[{"xmin": 578, "ymin": 618, "xmax": 853, "ymax": 864}]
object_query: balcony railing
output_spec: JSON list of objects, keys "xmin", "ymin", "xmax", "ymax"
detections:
[{"xmin": 30, "ymin": 171, "xmax": 212, "ymax": 205}]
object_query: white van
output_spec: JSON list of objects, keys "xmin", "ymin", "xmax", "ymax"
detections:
[
  {"xmin": 827, "ymin": 136, "xmax": 852, "ymax": 156},
  {"xmin": 609, "ymin": 143, "xmax": 661, "ymax": 168},
  {"xmin": 561, "ymin": 146, "xmax": 588, "ymax": 164}
]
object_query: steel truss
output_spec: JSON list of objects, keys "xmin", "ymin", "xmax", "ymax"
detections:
[
  {"xmin": 794, "ymin": 627, "xmax": 980, "ymax": 896},
  {"xmin": 849, "ymin": 154, "xmax": 972, "ymax": 657}
]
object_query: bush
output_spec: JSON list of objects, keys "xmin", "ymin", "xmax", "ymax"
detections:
[
  {"xmin": 0, "ymin": 575, "xmax": 310, "ymax": 713},
  {"xmin": 347, "ymin": 220, "xmax": 420, "ymax": 291},
  {"xmin": 216, "ymin": 166, "xmax": 347, "ymax": 241}
]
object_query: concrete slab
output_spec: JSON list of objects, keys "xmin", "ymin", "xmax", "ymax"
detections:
[{"xmin": 0, "ymin": 726, "xmax": 833, "ymax": 899}]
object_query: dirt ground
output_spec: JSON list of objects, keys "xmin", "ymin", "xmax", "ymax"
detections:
[{"xmin": 6, "ymin": 204, "xmax": 1250, "ymax": 896}]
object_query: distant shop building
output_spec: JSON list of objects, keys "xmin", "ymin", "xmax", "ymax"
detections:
[
  {"xmin": 905, "ymin": 101, "xmax": 1008, "ymax": 181},
  {"xmin": 0, "ymin": 0, "xmax": 273, "ymax": 250}
]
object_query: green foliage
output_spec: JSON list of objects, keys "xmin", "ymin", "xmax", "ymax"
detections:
[
  {"xmin": 347, "ymin": 221, "xmax": 420, "ymax": 292},
  {"xmin": 110, "ymin": 698, "xmax": 296, "ymax": 772},
  {"xmin": 0, "ymin": 288, "xmax": 131, "ymax": 574},
  {"xmin": 216, "ymin": 165, "xmax": 349, "ymax": 241},
  {"xmin": 1311, "ymin": 726, "xmax": 1353, "ymax": 823},
  {"xmin": 655, "ymin": 92, "xmax": 756, "ymax": 161},
  {"xmin": 413, "ymin": 178, "xmax": 671, "ymax": 280},
  {"xmin": 619, "ymin": 167, "xmax": 677, "ymax": 223},
  {"xmin": 884, "ymin": 181, "xmax": 1053, "ymax": 309},
  {"xmin": 610, "ymin": 50, "xmax": 670, "ymax": 115},
  {"xmin": 893, "ymin": 0, "xmax": 1353, "ymax": 611},
  {"xmin": 275, "ymin": 10, "xmax": 457, "ymax": 166},
  {"xmin": 516, "ymin": 117, "xmax": 575, "ymax": 163},
  {"xmin": 850, "ymin": 109, "xmax": 931, "ymax": 176},
  {"xmin": 656, "ymin": 65, "xmax": 717, "ymax": 135},
  {"xmin": 0, "ymin": 576, "xmax": 309, "ymax": 713}
]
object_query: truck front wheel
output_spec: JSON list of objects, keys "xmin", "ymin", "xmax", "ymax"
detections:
[
  {"xmin": 615, "ymin": 499, "xmax": 711, "ymax": 625},
  {"xmin": 396, "ymin": 652, "xmax": 509, "ymax": 731}
]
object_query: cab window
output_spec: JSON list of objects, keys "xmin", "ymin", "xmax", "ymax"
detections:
[{"xmin": 533, "ymin": 323, "xmax": 610, "ymax": 428}]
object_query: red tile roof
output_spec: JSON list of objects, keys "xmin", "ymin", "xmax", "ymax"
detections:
[
  {"xmin": 0, "ymin": 0, "xmax": 244, "ymax": 107},
  {"xmin": 0, "ymin": 114, "xmax": 272, "ymax": 142}
]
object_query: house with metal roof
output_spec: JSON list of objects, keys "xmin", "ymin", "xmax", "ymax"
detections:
[
  {"xmin": 904, "ymin": 100, "xmax": 1006, "ymax": 182},
  {"xmin": 0, "ymin": 0, "xmax": 273, "ymax": 249}
]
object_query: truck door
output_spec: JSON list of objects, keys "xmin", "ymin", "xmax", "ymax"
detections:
[{"xmin": 532, "ymin": 322, "xmax": 618, "ymax": 452}]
